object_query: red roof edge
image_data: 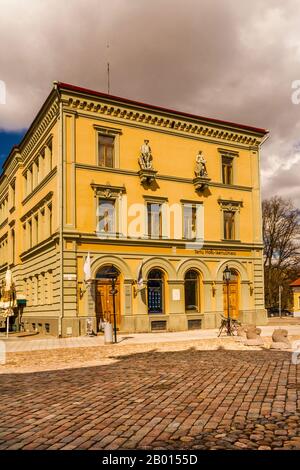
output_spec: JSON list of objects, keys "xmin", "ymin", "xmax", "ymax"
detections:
[
  {"xmin": 57, "ymin": 81, "xmax": 269, "ymax": 136},
  {"xmin": 290, "ymin": 278, "xmax": 300, "ymax": 287}
]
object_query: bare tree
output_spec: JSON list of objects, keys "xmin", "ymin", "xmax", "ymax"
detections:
[{"xmin": 262, "ymin": 196, "xmax": 300, "ymax": 309}]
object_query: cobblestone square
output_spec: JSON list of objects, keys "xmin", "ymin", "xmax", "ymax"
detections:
[{"xmin": 0, "ymin": 338, "xmax": 299, "ymax": 450}]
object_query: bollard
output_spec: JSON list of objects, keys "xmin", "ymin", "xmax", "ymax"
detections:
[
  {"xmin": 0, "ymin": 341, "xmax": 6, "ymax": 365},
  {"xmin": 104, "ymin": 322, "xmax": 113, "ymax": 344}
]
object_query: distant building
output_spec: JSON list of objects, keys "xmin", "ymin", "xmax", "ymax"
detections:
[
  {"xmin": 0, "ymin": 82, "xmax": 268, "ymax": 336},
  {"xmin": 290, "ymin": 278, "xmax": 300, "ymax": 317}
]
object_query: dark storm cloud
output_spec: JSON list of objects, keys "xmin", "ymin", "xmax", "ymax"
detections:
[{"xmin": 0, "ymin": 0, "xmax": 300, "ymax": 206}]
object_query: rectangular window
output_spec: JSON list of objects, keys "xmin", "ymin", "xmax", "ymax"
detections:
[
  {"xmin": 28, "ymin": 167, "xmax": 33, "ymax": 194},
  {"xmin": 10, "ymin": 181, "xmax": 15, "ymax": 208},
  {"xmin": 23, "ymin": 224, "xmax": 26, "ymax": 250},
  {"xmin": 222, "ymin": 156, "xmax": 233, "ymax": 185},
  {"xmin": 34, "ymin": 214, "xmax": 39, "ymax": 245},
  {"xmin": 183, "ymin": 205, "xmax": 197, "ymax": 239},
  {"xmin": 97, "ymin": 199, "xmax": 115, "ymax": 233},
  {"xmin": 28, "ymin": 220, "xmax": 32, "ymax": 248},
  {"xmin": 48, "ymin": 140, "xmax": 52, "ymax": 171},
  {"xmin": 147, "ymin": 203, "xmax": 162, "ymax": 238},
  {"xmin": 48, "ymin": 204, "xmax": 52, "ymax": 235},
  {"xmin": 224, "ymin": 211, "xmax": 235, "ymax": 240},
  {"xmin": 98, "ymin": 134, "xmax": 115, "ymax": 168},
  {"xmin": 24, "ymin": 174, "xmax": 27, "ymax": 197},
  {"xmin": 11, "ymin": 229, "xmax": 15, "ymax": 265}
]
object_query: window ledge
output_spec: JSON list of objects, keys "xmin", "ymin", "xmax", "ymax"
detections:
[
  {"xmin": 0, "ymin": 218, "xmax": 8, "ymax": 230},
  {"xmin": 22, "ymin": 167, "xmax": 57, "ymax": 205}
]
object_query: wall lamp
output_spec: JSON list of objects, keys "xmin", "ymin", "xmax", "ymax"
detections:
[
  {"xmin": 211, "ymin": 281, "xmax": 216, "ymax": 297},
  {"xmin": 78, "ymin": 280, "xmax": 92, "ymax": 299},
  {"xmin": 249, "ymin": 282, "xmax": 254, "ymax": 296}
]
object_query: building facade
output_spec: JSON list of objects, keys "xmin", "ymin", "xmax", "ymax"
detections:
[
  {"xmin": 290, "ymin": 278, "xmax": 300, "ymax": 317},
  {"xmin": 0, "ymin": 82, "xmax": 268, "ymax": 336}
]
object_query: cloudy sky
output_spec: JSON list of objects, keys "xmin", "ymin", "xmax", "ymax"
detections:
[{"xmin": 0, "ymin": 0, "xmax": 300, "ymax": 207}]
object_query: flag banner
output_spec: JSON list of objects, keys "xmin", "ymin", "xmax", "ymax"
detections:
[
  {"xmin": 137, "ymin": 262, "xmax": 143, "ymax": 289},
  {"xmin": 83, "ymin": 252, "xmax": 92, "ymax": 281}
]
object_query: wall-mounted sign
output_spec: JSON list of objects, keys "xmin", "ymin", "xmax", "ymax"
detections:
[
  {"xmin": 172, "ymin": 289, "xmax": 180, "ymax": 301},
  {"xmin": 195, "ymin": 249, "xmax": 251, "ymax": 257}
]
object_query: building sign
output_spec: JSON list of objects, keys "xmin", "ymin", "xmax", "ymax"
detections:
[
  {"xmin": 172, "ymin": 289, "xmax": 181, "ymax": 301},
  {"xmin": 195, "ymin": 249, "xmax": 250, "ymax": 256}
]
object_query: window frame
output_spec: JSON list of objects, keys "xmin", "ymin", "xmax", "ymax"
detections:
[
  {"xmin": 184, "ymin": 269, "xmax": 200, "ymax": 313},
  {"xmin": 223, "ymin": 210, "xmax": 235, "ymax": 240},
  {"xmin": 218, "ymin": 148, "xmax": 239, "ymax": 186},
  {"xmin": 147, "ymin": 202, "xmax": 162, "ymax": 239},
  {"xmin": 98, "ymin": 134, "xmax": 115, "ymax": 168},
  {"xmin": 222, "ymin": 155, "xmax": 233, "ymax": 185},
  {"xmin": 94, "ymin": 125, "xmax": 122, "ymax": 169},
  {"xmin": 218, "ymin": 199, "xmax": 242, "ymax": 242},
  {"xmin": 97, "ymin": 198, "xmax": 116, "ymax": 234}
]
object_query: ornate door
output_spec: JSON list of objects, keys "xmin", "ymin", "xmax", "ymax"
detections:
[
  {"xmin": 223, "ymin": 282, "xmax": 239, "ymax": 319},
  {"xmin": 96, "ymin": 281, "xmax": 120, "ymax": 329}
]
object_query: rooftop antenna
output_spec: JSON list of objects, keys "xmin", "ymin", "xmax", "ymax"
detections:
[{"xmin": 107, "ymin": 43, "xmax": 110, "ymax": 94}]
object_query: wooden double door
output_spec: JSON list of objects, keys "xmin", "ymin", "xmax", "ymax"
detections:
[
  {"xmin": 223, "ymin": 281, "xmax": 239, "ymax": 319},
  {"xmin": 96, "ymin": 280, "xmax": 121, "ymax": 330}
]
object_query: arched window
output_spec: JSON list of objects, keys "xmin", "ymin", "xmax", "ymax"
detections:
[
  {"xmin": 184, "ymin": 269, "xmax": 200, "ymax": 312},
  {"xmin": 147, "ymin": 269, "xmax": 164, "ymax": 314},
  {"xmin": 96, "ymin": 265, "xmax": 120, "ymax": 280}
]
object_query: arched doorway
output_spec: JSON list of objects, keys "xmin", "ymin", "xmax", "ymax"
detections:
[
  {"xmin": 147, "ymin": 268, "xmax": 164, "ymax": 314},
  {"xmin": 95, "ymin": 265, "xmax": 121, "ymax": 330},
  {"xmin": 184, "ymin": 269, "xmax": 200, "ymax": 312},
  {"xmin": 223, "ymin": 268, "xmax": 239, "ymax": 319}
]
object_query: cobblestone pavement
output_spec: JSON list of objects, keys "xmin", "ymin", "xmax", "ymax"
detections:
[{"xmin": 0, "ymin": 339, "xmax": 299, "ymax": 450}]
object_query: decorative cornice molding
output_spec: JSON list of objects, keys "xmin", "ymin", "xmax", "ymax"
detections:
[
  {"xmin": 62, "ymin": 230, "xmax": 263, "ymax": 250},
  {"xmin": 93, "ymin": 124, "xmax": 122, "ymax": 135},
  {"xmin": 218, "ymin": 148, "xmax": 239, "ymax": 158},
  {"xmin": 65, "ymin": 97, "xmax": 262, "ymax": 147},
  {"xmin": 20, "ymin": 191, "xmax": 53, "ymax": 222},
  {"xmin": 0, "ymin": 218, "xmax": 8, "ymax": 231},
  {"xmin": 218, "ymin": 199, "xmax": 243, "ymax": 211},
  {"xmin": 19, "ymin": 233, "xmax": 59, "ymax": 261},
  {"xmin": 90, "ymin": 183, "xmax": 126, "ymax": 198},
  {"xmin": 21, "ymin": 167, "xmax": 57, "ymax": 206},
  {"xmin": 76, "ymin": 163, "xmax": 253, "ymax": 191},
  {"xmin": 0, "ymin": 231, "xmax": 8, "ymax": 242},
  {"xmin": 22, "ymin": 100, "xmax": 59, "ymax": 161}
]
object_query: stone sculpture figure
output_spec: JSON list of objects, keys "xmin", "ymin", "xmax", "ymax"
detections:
[
  {"xmin": 195, "ymin": 150, "xmax": 208, "ymax": 177},
  {"xmin": 244, "ymin": 324, "xmax": 264, "ymax": 346},
  {"xmin": 139, "ymin": 139, "xmax": 153, "ymax": 170},
  {"xmin": 270, "ymin": 329, "xmax": 291, "ymax": 349}
]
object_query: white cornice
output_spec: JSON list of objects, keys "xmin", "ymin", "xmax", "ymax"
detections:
[{"xmin": 63, "ymin": 96, "xmax": 263, "ymax": 148}]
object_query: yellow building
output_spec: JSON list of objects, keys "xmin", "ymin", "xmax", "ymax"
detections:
[
  {"xmin": 290, "ymin": 278, "xmax": 300, "ymax": 317},
  {"xmin": 0, "ymin": 81, "xmax": 269, "ymax": 336}
]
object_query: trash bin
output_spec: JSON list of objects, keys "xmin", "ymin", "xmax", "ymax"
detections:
[{"xmin": 104, "ymin": 322, "xmax": 113, "ymax": 344}]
